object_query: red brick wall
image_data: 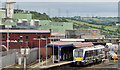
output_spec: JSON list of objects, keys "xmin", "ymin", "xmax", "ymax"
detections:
[{"xmin": 1, "ymin": 32, "xmax": 51, "ymax": 49}]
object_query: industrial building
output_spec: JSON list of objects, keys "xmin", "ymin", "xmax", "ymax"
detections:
[
  {"xmin": 65, "ymin": 29, "xmax": 105, "ymax": 39},
  {"xmin": 38, "ymin": 20, "xmax": 73, "ymax": 34},
  {"xmin": 1, "ymin": 30, "xmax": 51, "ymax": 49}
]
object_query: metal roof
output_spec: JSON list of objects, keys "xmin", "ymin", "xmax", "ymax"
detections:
[
  {"xmin": 47, "ymin": 42, "xmax": 94, "ymax": 48},
  {"xmin": 73, "ymin": 42, "xmax": 94, "ymax": 48},
  {"xmin": 0, "ymin": 30, "xmax": 50, "ymax": 33}
]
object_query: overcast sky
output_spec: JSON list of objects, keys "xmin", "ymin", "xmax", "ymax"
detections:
[{"xmin": 1, "ymin": 0, "xmax": 120, "ymax": 2}]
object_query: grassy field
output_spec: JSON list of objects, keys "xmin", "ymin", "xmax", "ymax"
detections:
[{"xmin": 66, "ymin": 18, "xmax": 118, "ymax": 37}]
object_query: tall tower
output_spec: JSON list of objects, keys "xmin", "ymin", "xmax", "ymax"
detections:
[{"xmin": 6, "ymin": 0, "xmax": 15, "ymax": 22}]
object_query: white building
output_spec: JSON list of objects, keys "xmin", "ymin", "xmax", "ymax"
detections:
[
  {"xmin": 30, "ymin": 20, "xmax": 40, "ymax": 27},
  {"xmin": 6, "ymin": 0, "xmax": 15, "ymax": 19}
]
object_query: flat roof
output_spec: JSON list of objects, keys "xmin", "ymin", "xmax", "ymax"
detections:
[
  {"xmin": 48, "ymin": 42, "xmax": 94, "ymax": 48},
  {"xmin": 50, "ymin": 42, "xmax": 73, "ymax": 46},
  {"xmin": 0, "ymin": 30, "xmax": 50, "ymax": 33},
  {"xmin": 60, "ymin": 39, "xmax": 85, "ymax": 42}
]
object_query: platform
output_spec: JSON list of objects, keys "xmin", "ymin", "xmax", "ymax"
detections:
[
  {"xmin": 40, "ymin": 61, "xmax": 73, "ymax": 69},
  {"xmin": 30, "ymin": 61, "xmax": 73, "ymax": 69}
]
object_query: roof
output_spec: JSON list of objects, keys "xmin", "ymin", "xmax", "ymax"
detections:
[
  {"xmin": 47, "ymin": 42, "xmax": 94, "ymax": 48},
  {"xmin": 0, "ymin": 30, "xmax": 50, "ymax": 33},
  {"xmin": 47, "ymin": 42, "xmax": 75, "ymax": 48},
  {"xmin": 50, "ymin": 42, "xmax": 73, "ymax": 45},
  {"xmin": 60, "ymin": 39, "xmax": 85, "ymax": 42},
  {"xmin": 73, "ymin": 42, "xmax": 94, "ymax": 48}
]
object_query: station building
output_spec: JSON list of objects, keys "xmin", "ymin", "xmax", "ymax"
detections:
[
  {"xmin": 46, "ymin": 42, "xmax": 94, "ymax": 61},
  {"xmin": 1, "ymin": 30, "xmax": 51, "ymax": 49}
]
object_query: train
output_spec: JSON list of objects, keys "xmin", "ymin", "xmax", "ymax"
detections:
[{"xmin": 73, "ymin": 45, "xmax": 105, "ymax": 65}]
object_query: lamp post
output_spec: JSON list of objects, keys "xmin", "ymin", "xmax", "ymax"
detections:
[
  {"xmin": 41, "ymin": 38, "xmax": 48, "ymax": 65},
  {"xmin": 33, "ymin": 38, "xmax": 41, "ymax": 68}
]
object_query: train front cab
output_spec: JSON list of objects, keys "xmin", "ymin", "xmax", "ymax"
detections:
[{"xmin": 73, "ymin": 49, "xmax": 85, "ymax": 65}]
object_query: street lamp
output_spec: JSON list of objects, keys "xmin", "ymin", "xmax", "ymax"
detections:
[
  {"xmin": 33, "ymin": 38, "xmax": 41, "ymax": 68},
  {"xmin": 41, "ymin": 38, "xmax": 48, "ymax": 65}
]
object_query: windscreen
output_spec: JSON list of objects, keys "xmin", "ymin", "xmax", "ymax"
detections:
[{"xmin": 74, "ymin": 49, "xmax": 83, "ymax": 57}]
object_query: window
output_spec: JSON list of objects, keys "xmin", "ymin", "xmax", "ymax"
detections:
[
  {"xmin": 26, "ymin": 36, "xmax": 29, "ymax": 40},
  {"xmin": 85, "ymin": 51, "xmax": 89, "ymax": 57},
  {"xmin": 19, "ymin": 35, "xmax": 23, "ymax": 40},
  {"xmin": 2, "ymin": 35, "xmax": 6, "ymax": 40},
  {"xmin": 74, "ymin": 49, "xmax": 83, "ymax": 57},
  {"xmin": 37, "ymin": 35, "xmax": 40, "ymax": 39},
  {"xmin": 43, "ymin": 35, "xmax": 46, "ymax": 38}
]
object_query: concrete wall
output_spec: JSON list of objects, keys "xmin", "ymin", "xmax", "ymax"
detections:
[
  {"xmin": 17, "ymin": 48, "xmax": 38, "ymax": 64},
  {"xmin": 0, "ymin": 51, "xmax": 16, "ymax": 69},
  {"xmin": 26, "ymin": 48, "xmax": 37, "ymax": 64}
]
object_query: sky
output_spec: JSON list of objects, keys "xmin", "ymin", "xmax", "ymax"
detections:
[
  {"xmin": 1, "ymin": 0, "xmax": 120, "ymax": 2},
  {"xmin": 1, "ymin": 0, "xmax": 118, "ymax": 17}
]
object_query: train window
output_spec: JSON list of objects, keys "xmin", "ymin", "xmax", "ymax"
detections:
[
  {"xmin": 93, "ymin": 50, "xmax": 96, "ymax": 56},
  {"xmin": 74, "ymin": 49, "xmax": 83, "ymax": 57},
  {"xmin": 78, "ymin": 50, "xmax": 83, "ymax": 57},
  {"xmin": 96, "ymin": 50, "xmax": 98, "ymax": 55},
  {"xmin": 85, "ymin": 51, "xmax": 89, "ymax": 57},
  {"xmin": 89, "ymin": 50, "xmax": 93, "ymax": 56},
  {"xmin": 74, "ymin": 50, "xmax": 78, "ymax": 57}
]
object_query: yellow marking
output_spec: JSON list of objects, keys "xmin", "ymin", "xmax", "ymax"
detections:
[
  {"xmin": 4, "ymin": 64, "xmax": 14, "ymax": 68},
  {"xmin": 74, "ymin": 57, "xmax": 83, "ymax": 61},
  {"xmin": 31, "ymin": 58, "xmax": 53, "ymax": 68}
]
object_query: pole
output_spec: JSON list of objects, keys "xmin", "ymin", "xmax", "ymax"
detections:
[
  {"xmin": 46, "ymin": 38, "xmax": 47, "ymax": 65},
  {"xmin": 58, "ymin": 46, "xmax": 59, "ymax": 62},
  {"xmin": 39, "ymin": 39, "xmax": 40, "ymax": 68},
  {"xmin": 53, "ymin": 38, "xmax": 54, "ymax": 63},
  {"xmin": 7, "ymin": 26, "xmax": 9, "ymax": 51},
  {"xmin": 24, "ymin": 56, "xmax": 26, "ymax": 70}
]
